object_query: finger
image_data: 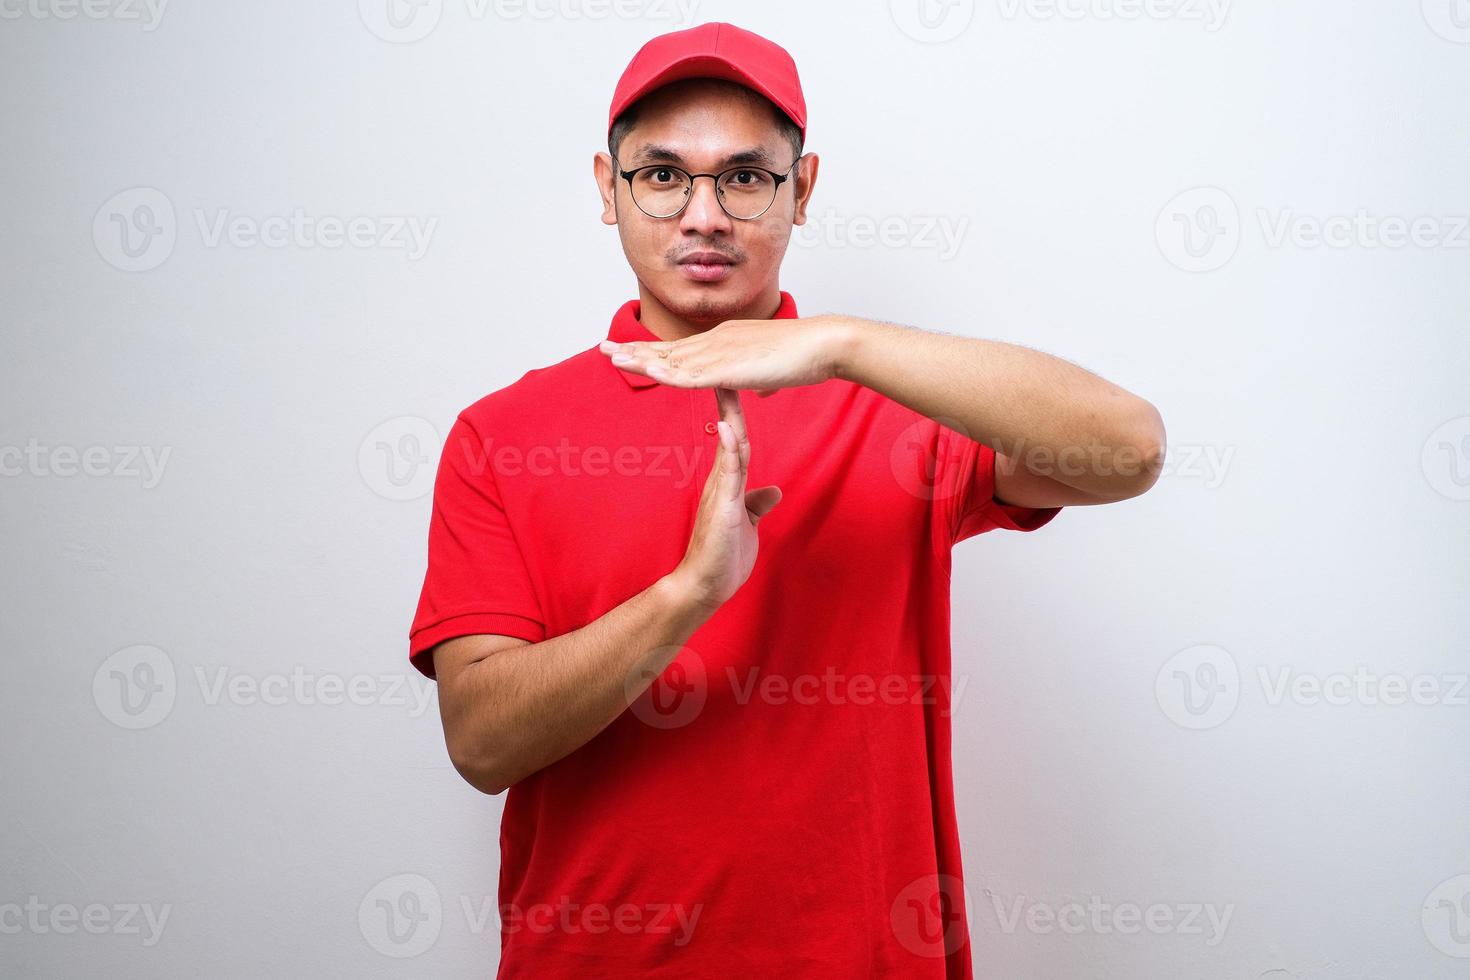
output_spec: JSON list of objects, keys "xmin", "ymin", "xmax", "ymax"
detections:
[
  {"xmin": 715, "ymin": 387, "xmax": 750, "ymax": 476},
  {"xmin": 716, "ymin": 386, "xmax": 747, "ymax": 438},
  {"xmin": 696, "ymin": 423, "xmax": 721, "ymax": 509},
  {"xmin": 697, "ymin": 389, "xmax": 735, "ymax": 509},
  {"xmin": 599, "ymin": 339, "xmax": 652, "ymax": 360},
  {"xmin": 696, "ymin": 416, "xmax": 727, "ymax": 510},
  {"xmin": 744, "ymin": 485, "xmax": 781, "ymax": 523},
  {"xmin": 603, "ymin": 341, "xmax": 678, "ymax": 377},
  {"xmin": 603, "ymin": 344, "xmax": 649, "ymax": 374},
  {"xmin": 714, "ymin": 420, "xmax": 745, "ymax": 503},
  {"xmin": 692, "ymin": 390, "xmax": 728, "ymax": 510}
]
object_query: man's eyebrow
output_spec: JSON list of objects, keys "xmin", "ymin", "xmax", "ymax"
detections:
[{"xmin": 628, "ymin": 145, "xmax": 779, "ymax": 168}]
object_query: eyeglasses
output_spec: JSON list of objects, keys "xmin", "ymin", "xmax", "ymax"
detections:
[{"xmin": 615, "ymin": 158, "xmax": 798, "ymax": 220}]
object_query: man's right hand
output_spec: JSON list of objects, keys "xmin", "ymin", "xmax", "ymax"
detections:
[{"xmin": 670, "ymin": 386, "xmax": 782, "ymax": 613}]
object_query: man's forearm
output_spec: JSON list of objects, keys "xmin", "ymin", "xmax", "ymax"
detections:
[
  {"xmin": 831, "ymin": 317, "xmax": 1165, "ymax": 498},
  {"xmin": 443, "ymin": 571, "xmax": 716, "ymax": 794}
]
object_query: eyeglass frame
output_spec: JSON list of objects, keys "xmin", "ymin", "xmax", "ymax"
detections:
[{"xmin": 613, "ymin": 156, "xmax": 800, "ymax": 220}]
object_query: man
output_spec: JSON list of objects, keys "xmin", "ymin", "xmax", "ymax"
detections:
[{"xmin": 409, "ymin": 21, "xmax": 1164, "ymax": 979}]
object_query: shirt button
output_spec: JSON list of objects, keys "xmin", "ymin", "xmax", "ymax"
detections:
[{"xmin": 703, "ymin": 421, "xmax": 718, "ymax": 435}]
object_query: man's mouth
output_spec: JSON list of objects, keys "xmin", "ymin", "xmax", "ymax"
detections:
[{"xmin": 677, "ymin": 251, "xmax": 737, "ymax": 283}]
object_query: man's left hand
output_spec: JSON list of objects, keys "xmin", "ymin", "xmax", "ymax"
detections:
[{"xmin": 598, "ymin": 314, "xmax": 858, "ymax": 397}]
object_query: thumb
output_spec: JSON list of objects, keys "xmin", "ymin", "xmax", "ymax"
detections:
[{"xmin": 744, "ymin": 485, "xmax": 782, "ymax": 522}]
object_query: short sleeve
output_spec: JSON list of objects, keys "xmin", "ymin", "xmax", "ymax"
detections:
[
  {"xmin": 408, "ymin": 413, "xmax": 546, "ymax": 679},
  {"xmin": 935, "ymin": 423, "xmax": 1062, "ymax": 546}
]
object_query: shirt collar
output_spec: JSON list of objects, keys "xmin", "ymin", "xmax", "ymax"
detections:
[{"xmin": 605, "ymin": 290, "xmax": 800, "ymax": 389}]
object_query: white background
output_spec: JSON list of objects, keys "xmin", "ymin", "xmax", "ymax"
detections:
[{"xmin": 2, "ymin": 0, "xmax": 1468, "ymax": 976}]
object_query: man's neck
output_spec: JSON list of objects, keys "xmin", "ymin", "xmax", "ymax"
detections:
[{"xmin": 634, "ymin": 283, "xmax": 782, "ymax": 342}]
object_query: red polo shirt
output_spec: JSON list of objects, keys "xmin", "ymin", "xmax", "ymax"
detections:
[{"xmin": 409, "ymin": 290, "xmax": 1061, "ymax": 978}]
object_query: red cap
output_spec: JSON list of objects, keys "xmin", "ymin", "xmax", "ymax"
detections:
[{"xmin": 608, "ymin": 22, "xmax": 806, "ymax": 142}]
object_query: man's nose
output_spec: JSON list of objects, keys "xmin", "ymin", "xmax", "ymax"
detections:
[{"xmin": 679, "ymin": 175, "xmax": 733, "ymax": 232}]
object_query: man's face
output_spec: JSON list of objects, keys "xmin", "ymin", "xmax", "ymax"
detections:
[{"xmin": 597, "ymin": 81, "xmax": 815, "ymax": 325}]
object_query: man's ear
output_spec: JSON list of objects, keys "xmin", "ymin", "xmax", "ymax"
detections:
[
  {"xmin": 791, "ymin": 152, "xmax": 818, "ymax": 227},
  {"xmin": 595, "ymin": 152, "xmax": 618, "ymax": 226}
]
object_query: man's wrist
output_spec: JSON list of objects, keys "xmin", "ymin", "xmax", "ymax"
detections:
[
  {"xmin": 828, "ymin": 316, "xmax": 890, "ymax": 385},
  {"xmin": 655, "ymin": 567, "xmax": 722, "ymax": 623}
]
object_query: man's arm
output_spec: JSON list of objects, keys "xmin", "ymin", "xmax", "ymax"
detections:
[
  {"xmin": 601, "ymin": 316, "xmax": 1166, "ymax": 507},
  {"xmin": 834, "ymin": 321, "xmax": 1164, "ymax": 505},
  {"xmin": 431, "ymin": 387, "xmax": 779, "ymax": 795},
  {"xmin": 831, "ymin": 320, "xmax": 1165, "ymax": 506},
  {"xmin": 432, "ymin": 572, "xmax": 713, "ymax": 795}
]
